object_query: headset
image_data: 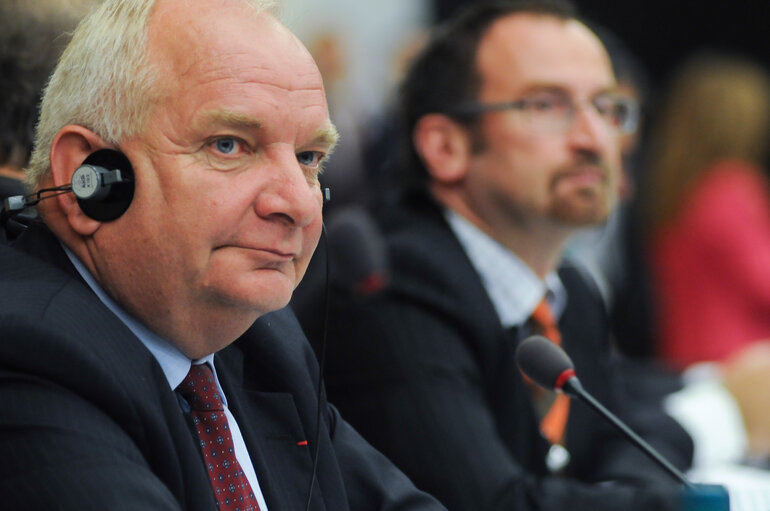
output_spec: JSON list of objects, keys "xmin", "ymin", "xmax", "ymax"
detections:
[{"xmin": 1, "ymin": 148, "xmax": 135, "ymax": 224}]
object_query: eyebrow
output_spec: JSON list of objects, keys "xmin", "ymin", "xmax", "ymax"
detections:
[
  {"xmin": 203, "ymin": 110, "xmax": 263, "ymax": 131},
  {"xmin": 314, "ymin": 123, "xmax": 340, "ymax": 153}
]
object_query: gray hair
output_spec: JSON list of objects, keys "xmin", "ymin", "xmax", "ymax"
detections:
[{"xmin": 27, "ymin": 0, "xmax": 277, "ymax": 190}]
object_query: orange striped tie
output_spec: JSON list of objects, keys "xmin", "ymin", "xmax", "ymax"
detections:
[{"xmin": 529, "ymin": 298, "xmax": 570, "ymax": 446}]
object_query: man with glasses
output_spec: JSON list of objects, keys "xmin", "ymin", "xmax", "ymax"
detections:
[
  {"xmin": 297, "ymin": 1, "xmax": 696, "ymax": 510},
  {"xmin": 449, "ymin": 89, "xmax": 639, "ymax": 133}
]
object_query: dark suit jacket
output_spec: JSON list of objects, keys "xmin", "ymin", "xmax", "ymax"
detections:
[
  {"xmin": 0, "ymin": 222, "xmax": 446, "ymax": 511},
  {"xmin": 296, "ymin": 195, "xmax": 693, "ymax": 511},
  {"xmin": 0, "ymin": 176, "xmax": 32, "ymax": 243},
  {"xmin": 0, "ymin": 175, "xmax": 26, "ymax": 200}
]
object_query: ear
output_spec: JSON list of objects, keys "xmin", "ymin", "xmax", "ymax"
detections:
[
  {"xmin": 413, "ymin": 114, "xmax": 472, "ymax": 184},
  {"xmin": 49, "ymin": 126, "xmax": 109, "ymax": 236}
]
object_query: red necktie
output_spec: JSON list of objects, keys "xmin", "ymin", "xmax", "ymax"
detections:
[
  {"xmin": 177, "ymin": 364, "xmax": 261, "ymax": 511},
  {"xmin": 529, "ymin": 298, "xmax": 570, "ymax": 446}
]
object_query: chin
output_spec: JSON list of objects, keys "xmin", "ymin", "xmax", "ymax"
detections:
[
  {"xmin": 576, "ymin": 209, "xmax": 611, "ymax": 226},
  {"xmin": 205, "ymin": 273, "xmax": 296, "ymax": 315},
  {"xmin": 236, "ymin": 288, "xmax": 293, "ymax": 314},
  {"xmin": 552, "ymin": 196, "xmax": 612, "ymax": 226}
]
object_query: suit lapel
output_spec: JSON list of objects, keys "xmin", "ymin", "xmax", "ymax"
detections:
[
  {"xmin": 502, "ymin": 325, "xmax": 552, "ymax": 473},
  {"xmin": 405, "ymin": 203, "xmax": 553, "ymax": 474}
]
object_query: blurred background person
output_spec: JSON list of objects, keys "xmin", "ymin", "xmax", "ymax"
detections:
[
  {"xmin": 638, "ymin": 51, "xmax": 770, "ymax": 369},
  {"xmin": 0, "ymin": 0, "xmax": 96, "ymax": 200},
  {"xmin": 296, "ymin": 2, "xmax": 703, "ymax": 510},
  {"xmin": 291, "ymin": 3, "xmax": 770, "ymax": 507}
]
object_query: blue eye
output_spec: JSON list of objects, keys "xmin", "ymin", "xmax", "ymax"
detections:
[
  {"xmin": 215, "ymin": 138, "xmax": 238, "ymax": 154},
  {"xmin": 297, "ymin": 151, "xmax": 323, "ymax": 167}
]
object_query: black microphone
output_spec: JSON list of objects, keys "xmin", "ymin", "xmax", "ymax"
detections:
[
  {"xmin": 516, "ymin": 335, "xmax": 694, "ymax": 490},
  {"xmin": 326, "ymin": 207, "xmax": 389, "ymax": 297}
]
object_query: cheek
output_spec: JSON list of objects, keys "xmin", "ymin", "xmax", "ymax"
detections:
[
  {"xmin": 308, "ymin": 217, "xmax": 323, "ymax": 248},
  {"xmin": 496, "ymin": 130, "xmax": 549, "ymax": 167},
  {"xmin": 599, "ymin": 129, "xmax": 624, "ymax": 161},
  {"xmin": 298, "ymin": 216, "xmax": 323, "ymax": 262},
  {"xmin": 499, "ymin": 147, "xmax": 543, "ymax": 189},
  {"xmin": 610, "ymin": 146, "xmax": 625, "ymax": 176}
]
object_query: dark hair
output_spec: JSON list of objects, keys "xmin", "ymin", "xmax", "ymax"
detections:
[
  {"xmin": 0, "ymin": 2, "xmax": 88, "ymax": 168},
  {"xmin": 396, "ymin": 0, "xmax": 577, "ymax": 194}
]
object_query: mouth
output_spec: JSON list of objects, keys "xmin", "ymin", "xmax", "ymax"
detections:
[
  {"xmin": 216, "ymin": 244, "xmax": 298, "ymax": 262},
  {"xmin": 555, "ymin": 165, "xmax": 608, "ymax": 187}
]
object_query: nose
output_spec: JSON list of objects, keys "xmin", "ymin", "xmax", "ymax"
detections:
[
  {"xmin": 567, "ymin": 102, "xmax": 611, "ymax": 154},
  {"xmin": 253, "ymin": 153, "xmax": 321, "ymax": 228}
]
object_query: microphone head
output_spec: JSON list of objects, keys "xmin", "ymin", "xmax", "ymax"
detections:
[
  {"xmin": 326, "ymin": 207, "xmax": 389, "ymax": 297},
  {"xmin": 516, "ymin": 335, "xmax": 576, "ymax": 391}
]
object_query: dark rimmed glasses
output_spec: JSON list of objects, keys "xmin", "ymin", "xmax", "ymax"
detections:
[{"xmin": 447, "ymin": 90, "xmax": 640, "ymax": 134}]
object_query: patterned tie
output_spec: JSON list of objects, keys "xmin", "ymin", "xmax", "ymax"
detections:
[
  {"xmin": 529, "ymin": 297, "xmax": 570, "ymax": 446},
  {"xmin": 177, "ymin": 364, "xmax": 260, "ymax": 511}
]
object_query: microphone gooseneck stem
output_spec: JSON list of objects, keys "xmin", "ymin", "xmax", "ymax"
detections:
[{"xmin": 563, "ymin": 376, "xmax": 695, "ymax": 490}]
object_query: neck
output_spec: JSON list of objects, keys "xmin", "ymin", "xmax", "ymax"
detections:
[
  {"xmin": 484, "ymin": 217, "xmax": 570, "ymax": 279},
  {"xmin": 432, "ymin": 187, "xmax": 572, "ymax": 279}
]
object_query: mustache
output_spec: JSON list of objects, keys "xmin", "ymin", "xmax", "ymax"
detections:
[
  {"xmin": 557, "ymin": 152, "xmax": 611, "ymax": 177},
  {"xmin": 572, "ymin": 151, "xmax": 605, "ymax": 169}
]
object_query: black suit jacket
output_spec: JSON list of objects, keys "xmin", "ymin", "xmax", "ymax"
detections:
[
  {"xmin": 296, "ymin": 196, "xmax": 693, "ymax": 511},
  {"xmin": 0, "ymin": 223, "xmax": 446, "ymax": 511}
]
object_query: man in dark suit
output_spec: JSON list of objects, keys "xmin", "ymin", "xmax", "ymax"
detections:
[
  {"xmin": 295, "ymin": 2, "xmax": 697, "ymax": 510},
  {"xmin": 0, "ymin": 0, "xmax": 446, "ymax": 509}
]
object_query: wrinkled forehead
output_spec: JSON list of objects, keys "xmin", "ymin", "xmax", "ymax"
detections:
[
  {"xmin": 147, "ymin": 0, "xmax": 323, "ymax": 96},
  {"xmin": 140, "ymin": 0, "xmax": 333, "ymax": 145}
]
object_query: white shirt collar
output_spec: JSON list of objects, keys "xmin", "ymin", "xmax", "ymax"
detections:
[{"xmin": 445, "ymin": 209, "xmax": 566, "ymax": 328}]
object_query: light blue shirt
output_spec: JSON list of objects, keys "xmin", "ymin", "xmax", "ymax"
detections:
[
  {"xmin": 444, "ymin": 209, "xmax": 566, "ymax": 328},
  {"xmin": 63, "ymin": 245, "xmax": 269, "ymax": 511}
]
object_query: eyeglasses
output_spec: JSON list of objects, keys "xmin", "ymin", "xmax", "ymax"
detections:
[{"xmin": 447, "ymin": 91, "xmax": 640, "ymax": 134}]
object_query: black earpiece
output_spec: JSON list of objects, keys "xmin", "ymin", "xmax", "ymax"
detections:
[
  {"xmin": 73, "ymin": 149, "xmax": 135, "ymax": 222},
  {"xmin": 1, "ymin": 148, "xmax": 135, "ymax": 227}
]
